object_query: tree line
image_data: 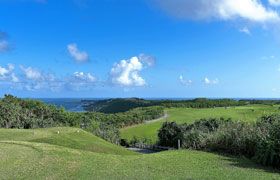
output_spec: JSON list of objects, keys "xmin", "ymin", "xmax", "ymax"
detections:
[
  {"xmin": 0, "ymin": 95, "xmax": 164, "ymax": 143},
  {"xmin": 83, "ymin": 98, "xmax": 280, "ymax": 114},
  {"xmin": 83, "ymin": 98, "xmax": 251, "ymax": 113}
]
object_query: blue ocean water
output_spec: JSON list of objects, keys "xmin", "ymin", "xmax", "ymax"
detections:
[
  {"xmin": 37, "ymin": 98, "xmax": 103, "ymax": 112},
  {"xmin": 36, "ymin": 98, "xmax": 280, "ymax": 112},
  {"xmin": 38, "ymin": 98, "xmax": 86, "ymax": 112}
]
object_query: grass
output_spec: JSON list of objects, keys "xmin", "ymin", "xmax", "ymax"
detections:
[
  {"xmin": 1, "ymin": 140, "xmax": 280, "ymax": 179},
  {"xmin": 1, "ymin": 108, "xmax": 280, "ymax": 179},
  {"xmin": 0, "ymin": 127, "xmax": 136, "ymax": 155},
  {"xmin": 120, "ymin": 105, "xmax": 280, "ymax": 144}
]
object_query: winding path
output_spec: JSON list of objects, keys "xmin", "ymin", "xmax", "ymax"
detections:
[
  {"xmin": 145, "ymin": 113, "xmax": 168, "ymax": 124},
  {"xmin": 126, "ymin": 147, "xmax": 158, "ymax": 154},
  {"xmin": 121, "ymin": 112, "xmax": 168, "ymax": 130}
]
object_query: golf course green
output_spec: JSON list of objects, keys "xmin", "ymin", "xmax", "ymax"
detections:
[
  {"xmin": 120, "ymin": 105, "xmax": 280, "ymax": 144},
  {"xmin": 1, "ymin": 126, "xmax": 280, "ymax": 179}
]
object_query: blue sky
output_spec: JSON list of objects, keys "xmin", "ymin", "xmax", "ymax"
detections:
[{"xmin": 1, "ymin": 0, "xmax": 280, "ymax": 98}]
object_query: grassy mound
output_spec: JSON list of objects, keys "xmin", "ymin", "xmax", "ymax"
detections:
[
  {"xmin": 0, "ymin": 127, "xmax": 135, "ymax": 155},
  {"xmin": 0, "ymin": 141, "xmax": 279, "ymax": 179},
  {"xmin": 121, "ymin": 105, "xmax": 280, "ymax": 144}
]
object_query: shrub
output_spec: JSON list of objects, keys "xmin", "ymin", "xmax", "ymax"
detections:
[
  {"xmin": 181, "ymin": 129, "xmax": 206, "ymax": 149},
  {"xmin": 158, "ymin": 118, "xmax": 230, "ymax": 148},
  {"xmin": 206, "ymin": 122, "xmax": 258, "ymax": 157},
  {"xmin": 158, "ymin": 122, "xmax": 182, "ymax": 148},
  {"xmin": 120, "ymin": 139, "xmax": 129, "ymax": 147},
  {"xmin": 157, "ymin": 115, "xmax": 280, "ymax": 168},
  {"xmin": 95, "ymin": 123, "xmax": 120, "ymax": 144},
  {"xmin": 254, "ymin": 115, "xmax": 280, "ymax": 168},
  {"xmin": 0, "ymin": 95, "xmax": 164, "ymax": 145}
]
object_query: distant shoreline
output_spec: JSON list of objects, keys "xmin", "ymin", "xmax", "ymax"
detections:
[{"xmin": 16, "ymin": 97, "xmax": 280, "ymax": 112}]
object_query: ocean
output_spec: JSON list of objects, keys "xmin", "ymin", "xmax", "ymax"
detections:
[{"xmin": 36, "ymin": 98, "xmax": 280, "ymax": 112}]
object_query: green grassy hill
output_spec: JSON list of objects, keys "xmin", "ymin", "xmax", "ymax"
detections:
[
  {"xmin": 121, "ymin": 105, "xmax": 280, "ymax": 144},
  {"xmin": 0, "ymin": 127, "xmax": 279, "ymax": 179},
  {"xmin": 0, "ymin": 127, "xmax": 135, "ymax": 155},
  {"xmin": 0, "ymin": 140, "xmax": 279, "ymax": 179}
]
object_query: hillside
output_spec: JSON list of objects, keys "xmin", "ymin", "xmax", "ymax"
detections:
[
  {"xmin": 1, "ymin": 140, "xmax": 279, "ymax": 179},
  {"xmin": 1, "ymin": 108, "xmax": 280, "ymax": 179},
  {"xmin": 0, "ymin": 127, "xmax": 135, "ymax": 155},
  {"xmin": 82, "ymin": 98, "xmax": 154, "ymax": 113},
  {"xmin": 82, "ymin": 98, "xmax": 248, "ymax": 113}
]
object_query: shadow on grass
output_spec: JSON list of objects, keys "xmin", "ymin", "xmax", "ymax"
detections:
[{"xmin": 215, "ymin": 152, "xmax": 280, "ymax": 174}]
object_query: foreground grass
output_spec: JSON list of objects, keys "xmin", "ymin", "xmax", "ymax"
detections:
[
  {"xmin": 0, "ymin": 127, "xmax": 135, "ymax": 155},
  {"xmin": 0, "ymin": 141, "xmax": 279, "ymax": 179},
  {"xmin": 120, "ymin": 105, "xmax": 280, "ymax": 144}
]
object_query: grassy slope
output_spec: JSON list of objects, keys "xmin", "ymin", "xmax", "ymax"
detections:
[
  {"xmin": 1, "ymin": 141, "xmax": 279, "ymax": 179},
  {"xmin": 120, "ymin": 105, "xmax": 280, "ymax": 144},
  {"xmin": 0, "ymin": 127, "xmax": 136, "ymax": 155}
]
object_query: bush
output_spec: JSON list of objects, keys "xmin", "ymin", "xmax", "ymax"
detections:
[
  {"xmin": 120, "ymin": 139, "xmax": 129, "ymax": 147},
  {"xmin": 181, "ymin": 129, "xmax": 206, "ymax": 149},
  {"xmin": 158, "ymin": 122, "xmax": 182, "ymax": 148},
  {"xmin": 254, "ymin": 115, "xmax": 280, "ymax": 168},
  {"xmin": 0, "ymin": 95, "xmax": 164, "ymax": 145},
  {"xmin": 206, "ymin": 122, "xmax": 258, "ymax": 157},
  {"xmin": 158, "ymin": 118, "xmax": 230, "ymax": 148},
  {"xmin": 158, "ymin": 115, "xmax": 280, "ymax": 168}
]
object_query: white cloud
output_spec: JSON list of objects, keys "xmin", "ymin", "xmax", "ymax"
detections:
[
  {"xmin": 65, "ymin": 72, "xmax": 97, "ymax": 91},
  {"xmin": 73, "ymin": 72, "xmax": 96, "ymax": 82},
  {"xmin": 269, "ymin": 0, "xmax": 280, "ymax": 6},
  {"xmin": 19, "ymin": 66, "xmax": 63, "ymax": 91},
  {"xmin": 0, "ymin": 64, "xmax": 100, "ymax": 92},
  {"xmin": 22, "ymin": 79, "xmax": 63, "ymax": 92},
  {"xmin": 156, "ymin": 0, "xmax": 280, "ymax": 23},
  {"xmin": 11, "ymin": 73, "xmax": 19, "ymax": 82},
  {"xmin": 20, "ymin": 66, "xmax": 43, "ymax": 81},
  {"xmin": 179, "ymin": 75, "xmax": 192, "ymax": 86},
  {"xmin": 239, "ymin": 26, "xmax": 251, "ymax": 35},
  {"xmin": 0, "ymin": 64, "xmax": 18, "ymax": 82},
  {"xmin": 204, "ymin": 77, "xmax": 219, "ymax": 85},
  {"xmin": 0, "ymin": 64, "xmax": 13, "ymax": 76},
  {"xmin": 138, "ymin": 53, "xmax": 156, "ymax": 67},
  {"xmin": 110, "ymin": 56, "xmax": 146, "ymax": 87},
  {"xmin": 67, "ymin": 43, "xmax": 89, "ymax": 62}
]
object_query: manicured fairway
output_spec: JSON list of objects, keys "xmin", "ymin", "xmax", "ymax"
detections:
[
  {"xmin": 120, "ymin": 105, "xmax": 280, "ymax": 144},
  {"xmin": 1, "ymin": 125, "xmax": 280, "ymax": 179},
  {"xmin": 1, "ymin": 141, "xmax": 280, "ymax": 179}
]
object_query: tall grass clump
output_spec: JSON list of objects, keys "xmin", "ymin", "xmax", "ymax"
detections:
[
  {"xmin": 158, "ymin": 115, "xmax": 280, "ymax": 168},
  {"xmin": 206, "ymin": 121, "xmax": 257, "ymax": 157},
  {"xmin": 254, "ymin": 115, "xmax": 280, "ymax": 167}
]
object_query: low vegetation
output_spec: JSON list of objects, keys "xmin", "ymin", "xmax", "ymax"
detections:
[
  {"xmin": 82, "ymin": 98, "xmax": 255, "ymax": 113},
  {"xmin": 120, "ymin": 105, "xmax": 280, "ymax": 144},
  {"xmin": 0, "ymin": 95, "xmax": 164, "ymax": 143},
  {"xmin": 1, "ymin": 131, "xmax": 279, "ymax": 179},
  {"xmin": 1, "ymin": 95, "xmax": 280, "ymax": 179},
  {"xmin": 1, "ymin": 95, "xmax": 280, "ymax": 178},
  {"xmin": 158, "ymin": 115, "xmax": 280, "ymax": 168},
  {"xmin": 82, "ymin": 98, "xmax": 153, "ymax": 113}
]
